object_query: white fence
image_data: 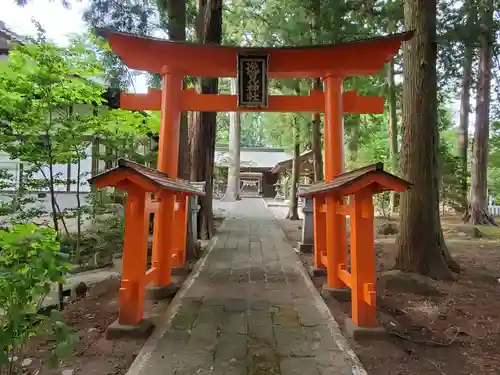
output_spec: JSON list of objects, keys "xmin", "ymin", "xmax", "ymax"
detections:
[
  {"xmin": 488, "ymin": 196, "xmax": 500, "ymax": 216},
  {"xmin": 488, "ymin": 205, "xmax": 500, "ymax": 216}
]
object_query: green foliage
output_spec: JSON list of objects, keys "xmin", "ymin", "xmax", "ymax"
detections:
[
  {"xmin": 96, "ymin": 108, "xmax": 158, "ymax": 166},
  {"xmin": 440, "ymin": 140, "xmax": 463, "ymax": 211},
  {"xmin": 0, "ymin": 34, "xmax": 106, "ymax": 241},
  {"xmin": 488, "ymin": 121, "xmax": 500, "ymax": 199},
  {"xmin": 0, "ymin": 32, "xmax": 153, "ymax": 271},
  {"xmin": 0, "ymin": 39, "xmax": 104, "ymax": 159},
  {"xmin": 0, "ymin": 224, "xmax": 73, "ymax": 373},
  {"xmin": 83, "ymin": 0, "xmax": 157, "ymax": 89},
  {"xmin": 0, "ymin": 166, "xmax": 49, "ymax": 225}
]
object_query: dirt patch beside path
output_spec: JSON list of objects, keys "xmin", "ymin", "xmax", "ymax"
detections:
[
  {"xmin": 20, "ymin": 214, "xmax": 229, "ymax": 375},
  {"xmin": 24, "ymin": 278, "xmax": 173, "ymax": 375},
  {"xmin": 278, "ymin": 216, "xmax": 500, "ymax": 375}
]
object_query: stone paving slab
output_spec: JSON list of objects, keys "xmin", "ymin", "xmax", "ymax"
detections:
[{"xmin": 127, "ymin": 199, "xmax": 366, "ymax": 375}]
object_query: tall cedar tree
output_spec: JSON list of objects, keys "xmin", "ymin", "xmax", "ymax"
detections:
[
  {"xmin": 465, "ymin": 0, "xmax": 496, "ymax": 225},
  {"xmin": 458, "ymin": 0, "xmax": 476, "ymax": 214},
  {"xmin": 189, "ymin": 0, "xmax": 222, "ymax": 239},
  {"xmin": 395, "ymin": 0, "xmax": 459, "ymax": 279},
  {"xmin": 309, "ymin": 0, "xmax": 323, "ymax": 181},
  {"xmin": 156, "ymin": 0, "xmax": 202, "ymax": 258},
  {"xmin": 286, "ymin": 119, "xmax": 300, "ymax": 220}
]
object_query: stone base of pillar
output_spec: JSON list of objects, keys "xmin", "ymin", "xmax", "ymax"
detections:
[
  {"xmin": 221, "ymin": 195, "xmax": 238, "ymax": 202},
  {"xmin": 146, "ymin": 283, "xmax": 179, "ymax": 300},
  {"xmin": 308, "ymin": 267, "xmax": 327, "ymax": 277},
  {"xmin": 321, "ymin": 285, "xmax": 351, "ymax": 302},
  {"xmin": 172, "ymin": 264, "xmax": 190, "ymax": 277},
  {"xmin": 343, "ymin": 318, "xmax": 388, "ymax": 341},
  {"xmin": 105, "ymin": 319, "xmax": 154, "ymax": 340},
  {"xmin": 298, "ymin": 242, "xmax": 313, "ymax": 253}
]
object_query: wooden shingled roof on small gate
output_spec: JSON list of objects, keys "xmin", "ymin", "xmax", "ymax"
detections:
[
  {"xmin": 298, "ymin": 162, "xmax": 411, "ymax": 198},
  {"xmin": 88, "ymin": 158, "xmax": 205, "ymax": 196}
]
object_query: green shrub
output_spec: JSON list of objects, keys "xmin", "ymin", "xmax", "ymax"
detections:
[{"xmin": 0, "ymin": 224, "xmax": 73, "ymax": 374}]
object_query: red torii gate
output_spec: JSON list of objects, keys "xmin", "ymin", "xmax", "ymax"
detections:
[{"xmin": 97, "ymin": 28, "xmax": 411, "ymax": 334}]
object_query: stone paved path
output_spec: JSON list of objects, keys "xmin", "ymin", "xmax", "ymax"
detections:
[{"xmin": 129, "ymin": 199, "xmax": 364, "ymax": 375}]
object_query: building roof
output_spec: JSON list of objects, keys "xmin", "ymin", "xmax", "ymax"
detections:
[
  {"xmin": 89, "ymin": 158, "xmax": 205, "ymax": 196},
  {"xmin": 299, "ymin": 163, "xmax": 411, "ymax": 197},
  {"xmin": 0, "ymin": 21, "xmax": 23, "ymax": 54},
  {"xmin": 270, "ymin": 150, "xmax": 314, "ymax": 174},
  {"xmin": 214, "ymin": 147, "xmax": 292, "ymax": 170}
]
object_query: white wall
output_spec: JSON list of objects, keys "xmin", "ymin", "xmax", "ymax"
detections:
[{"xmin": 0, "ymin": 145, "xmax": 94, "ymax": 193}]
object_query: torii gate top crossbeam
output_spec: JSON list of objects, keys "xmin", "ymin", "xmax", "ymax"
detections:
[{"xmin": 96, "ymin": 29, "xmax": 412, "ymax": 79}]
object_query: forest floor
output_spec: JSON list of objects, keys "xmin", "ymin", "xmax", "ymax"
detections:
[
  {"xmin": 277, "ymin": 214, "xmax": 500, "ymax": 375},
  {"xmin": 16, "ymin": 209, "xmax": 500, "ymax": 375}
]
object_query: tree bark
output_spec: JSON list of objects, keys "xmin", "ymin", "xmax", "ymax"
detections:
[
  {"xmin": 395, "ymin": 0, "xmax": 458, "ymax": 280},
  {"xmin": 287, "ymin": 121, "xmax": 300, "ymax": 220},
  {"xmin": 348, "ymin": 114, "xmax": 360, "ymax": 163},
  {"xmin": 190, "ymin": 0, "xmax": 222, "ymax": 239},
  {"xmin": 311, "ymin": 111, "xmax": 323, "ymax": 181},
  {"xmin": 46, "ymin": 135, "xmax": 65, "ymax": 311},
  {"xmin": 387, "ymin": 59, "xmax": 399, "ymax": 213},
  {"xmin": 222, "ymin": 78, "xmax": 241, "ymax": 201},
  {"xmin": 190, "ymin": 98, "xmax": 218, "ymax": 239},
  {"xmin": 75, "ymin": 155, "xmax": 82, "ymax": 264},
  {"xmin": 458, "ymin": 0, "xmax": 475, "ymax": 215},
  {"xmin": 158, "ymin": 0, "xmax": 200, "ymax": 258},
  {"xmin": 309, "ymin": 0, "xmax": 323, "ymax": 182},
  {"xmin": 464, "ymin": 0, "xmax": 496, "ymax": 225},
  {"xmin": 458, "ymin": 52, "xmax": 473, "ymax": 214}
]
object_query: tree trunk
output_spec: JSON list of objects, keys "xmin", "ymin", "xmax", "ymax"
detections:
[
  {"xmin": 189, "ymin": 0, "xmax": 222, "ymax": 240},
  {"xmin": 171, "ymin": 0, "xmax": 202, "ymax": 257},
  {"xmin": 309, "ymin": 0, "xmax": 323, "ymax": 182},
  {"xmin": 311, "ymin": 110, "xmax": 323, "ymax": 181},
  {"xmin": 75, "ymin": 156, "xmax": 82, "ymax": 264},
  {"xmin": 395, "ymin": 0, "xmax": 458, "ymax": 280},
  {"xmin": 46, "ymin": 139, "xmax": 65, "ymax": 310},
  {"xmin": 222, "ymin": 78, "xmax": 241, "ymax": 201},
  {"xmin": 190, "ymin": 103, "xmax": 218, "ymax": 239},
  {"xmin": 464, "ymin": 0, "xmax": 495, "ymax": 225},
  {"xmin": 458, "ymin": 0, "xmax": 475, "ymax": 215},
  {"xmin": 458, "ymin": 50, "xmax": 472, "ymax": 214},
  {"xmin": 287, "ymin": 122, "xmax": 300, "ymax": 220},
  {"xmin": 348, "ymin": 115, "xmax": 360, "ymax": 163},
  {"xmin": 47, "ymin": 151, "xmax": 59, "ymax": 233},
  {"xmin": 158, "ymin": 0, "xmax": 200, "ymax": 259},
  {"xmin": 387, "ymin": 59, "xmax": 399, "ymax": 213},
  {"xmin": 165, "ymin": 0, "xmax": 186, "ymax": 40}
]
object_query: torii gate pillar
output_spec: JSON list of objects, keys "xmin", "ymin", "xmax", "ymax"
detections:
[
  {"xmin": 149, "ymin": 69, "xmax": 185, "ymax": 296},
  {"xmin": 320, "ymin": 75, "xmax": 349, "ymax": 295}
]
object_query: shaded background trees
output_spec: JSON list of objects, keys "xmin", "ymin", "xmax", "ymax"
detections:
[{"xmin": 38, "ymin": 0, "xmax": 500, "ymax": 272}]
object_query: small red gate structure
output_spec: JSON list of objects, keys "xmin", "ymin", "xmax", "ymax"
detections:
[
  {"xmin": 299, "ymin": 163, "xmax": 411, "ymax": 336},
  {"xmin": 89, "ymin": 159, "xmax": 204, "ymax": 338},
  {"xmin": 95, "ymin": 28, "xmax": 413, "ymax": 337}
]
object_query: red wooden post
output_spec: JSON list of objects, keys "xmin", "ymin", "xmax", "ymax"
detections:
[
  {"xmin": 172, "ymin": 194, "xmax": 189, "ymax": 268},
  {"xmin": 313, "ymin": 197, "xmax": 326, "ymax": 270},
  {"xmin": 325, "ymin": 196, "xmax": 347, "ymax": 289},
  {"xmin": 118, "ymin": 188, "xmax": 149, "ymax": 325},
  {"xmin": 152, "ymin": 190, "xmax": 176, "ymax": 286},
  {"xmin": 323, "ymin": 75, "xmax": 348, "ymax": 290},
  {"xmin": 350, "ymin": 189, "xmax": 377, "ymax": 327},
  {"xmin": 151, "ymin": 70, "xmax": 182, "ymax": 288}
]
